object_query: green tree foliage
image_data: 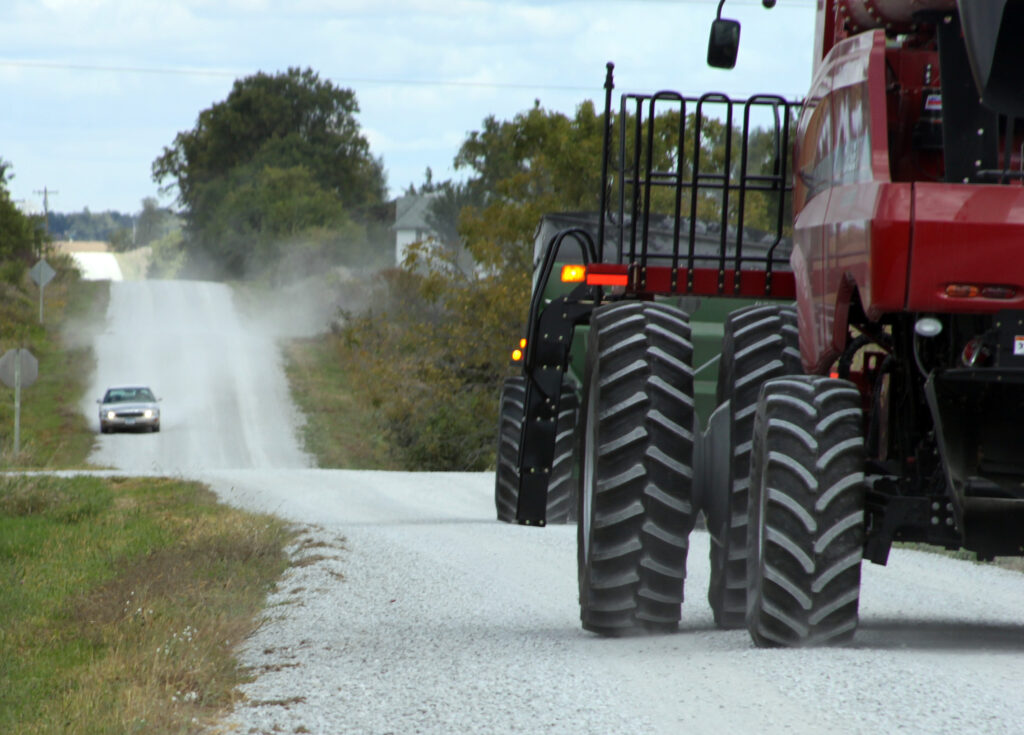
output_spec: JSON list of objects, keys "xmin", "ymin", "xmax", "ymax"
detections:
[
  {"xmin": 47, "ymin": 209, "xmax": 132, "ymax": 243},
  {"xmin": 455, "ymin": 100, "xmax": 605, "ymax": 273},
  {"xmin": 335, "ymin": 99, "xmax": 794, "ymax": 470},
  {"xmin": 0, "ymin": 159, "xmax": 47, "ymax": 283},
  {"xmin": 338, "ymin": 101, "xmax": 605, "ymax": 469},
  {"xmin": 133, "ymin": 197, "xmax": 180, "ymax": 247},
  {"xmin": 47, "ymin": 199, "xmax": 180, "ymax": 250},
  {"xmin": 147, "ymin": 230, "xmax": 186, "ymax": 279},
  {"xmin": 152, "ymin": 67, "xmax": 387, "ymax": 278}
]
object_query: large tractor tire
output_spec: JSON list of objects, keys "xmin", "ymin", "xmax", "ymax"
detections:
[
  {"xmin": 547, "ymin": 383, "xmax": 580, "ymax": 524},
  {"xmin": 495, "ymin": 376, "xmax": 526, "ymax": 523},
  {"xmin": 746, "ymin": 375, "xmax": 866, "ymax": 647},
  {"xmin": 707, "ymin": 304, "xmax": 800, "ymax": 628},
  {"xmin": 577, "ymin": 301, "xmax": 696, "ymax": 635},
  {"xmin": 494, "ymin": 377, "xmax": 580, "ymax": 524}
]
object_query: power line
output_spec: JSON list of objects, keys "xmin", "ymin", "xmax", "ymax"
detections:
[
  {"xmin": 0, "ymin": 0, "xmax": 814, "ymax": 93},
  {"xmin": 0, "ymin": 59, "xmax": 602, "ymax": 93}
]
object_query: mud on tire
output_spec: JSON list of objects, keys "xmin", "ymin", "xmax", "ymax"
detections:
[
  {"xmin": 708, "ymin": 304, "xmax": 800, "ymax": 628},
  {"xmin": 746, "ymin": 375, "xmax": 866, "ymax": 647},
  {"xmin": 577, "ymin": 301, "xmax": 696, "ymax": 635}
]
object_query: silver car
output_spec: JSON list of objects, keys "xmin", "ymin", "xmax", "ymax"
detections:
[{"xmin": 98, "ymin": 385, "xmax": 161, "ymax": 433}]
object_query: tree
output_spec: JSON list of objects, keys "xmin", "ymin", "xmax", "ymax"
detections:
[
  {"xmin": 152, "ymin": 67, "xmax": 387, "ymax": 278},
  {"xmin": 454, "ymin": 100, "xmax": 606, "ymax": 273},
  {"xmin": 133, "ymin": 196, "xmax": 179, "ymax": 248},
  {"xmin": 336, "ymin": 101, "xmax": 610, "ymax": 469},
  {"xmin": 47, "ymin": 208, "xmax": 133, "ymax": 243},
  {"xmin": 204, "ymin": 164, "xmax": 366, "ymax": 276},
  {"xmin": 0, "ymin": 158, "xmax": 46, "ymax": 280},
  {"xmin": 336, "ymin": 97, "xmax": 794, "ymax": 470}
]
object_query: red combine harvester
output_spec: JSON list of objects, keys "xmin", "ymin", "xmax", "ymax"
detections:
[{"xmin": 505, "ymin": 0, "xmax": 1024, "ymax": 646}]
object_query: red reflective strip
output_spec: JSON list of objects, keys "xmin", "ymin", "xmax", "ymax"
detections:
[{"xmin": 587, "ymin": 273, "xmax": 629, "ymax": 287}]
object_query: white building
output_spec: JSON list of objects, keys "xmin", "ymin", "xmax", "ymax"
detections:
[{"xmin": 392, "ymin": 194, "xmax": 438, "ymax": 266}]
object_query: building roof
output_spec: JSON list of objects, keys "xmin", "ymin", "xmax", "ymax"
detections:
[{"xmin": 393, "ymin": 194, "xmax": 435, "ymax": 232}]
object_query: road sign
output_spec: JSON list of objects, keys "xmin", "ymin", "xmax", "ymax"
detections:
[
  {"xmin": 0, "ymin": 348, "xmax": 37, "ymax": 455},
  {"xmin": 29, "ymin": 259, "xmax": 56, "ymax": 288},
  {"xmin": 0, "ymin": 348, "xmax": 37, "ymax": 389},
  {"xmin": 29, "ymin": 259, "xmax": 56, "ymax": 323}
]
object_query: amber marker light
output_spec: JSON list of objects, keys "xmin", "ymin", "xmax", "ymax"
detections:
[
  {"xmin": 511, "ymin": 338, "xmax": 527, "ymax": 362},
  {"xmin": 945, "ymin": 284, "xmax": 980, "ymax": 298},
  {"xmin": 561, "ymin": 264, "xmax": 586, "ymax": 283},
  {"xmin": 944, "ymin": 284, "xmax": 1016, "ymax": 299}
]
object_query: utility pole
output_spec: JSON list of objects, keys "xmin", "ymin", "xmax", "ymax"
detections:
[{"xmin": 33, "ymin": 186, "xmax": 58, "ymax": 255}]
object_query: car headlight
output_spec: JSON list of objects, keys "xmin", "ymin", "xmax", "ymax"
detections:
[
  {"xmin": 144, "ymin": 409, "xmax": 155, "ymax": 419},
  {"xmin": 106, "ymin": 411, "xmax": 116, "ymax": 420}
]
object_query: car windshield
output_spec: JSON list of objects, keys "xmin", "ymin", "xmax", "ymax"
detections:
[{"xmin": 103, "ymin": 388, "xmax": 155, "ymax": 403}]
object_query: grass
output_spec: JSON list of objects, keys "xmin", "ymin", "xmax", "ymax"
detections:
[
  {"xmin": 283, "ymin": 335, "xmax": 397, "ymax": 469},
  {"xmin": 0, "ymin": 259, "xmax": 300, "ymax": 733},
  {"xmin": 0, "ymin": 262, "xmax": 107, "ymax": 469},
  {"xmin": 0, "ymin": 473, "xmax": 295, "ymax": 734}
]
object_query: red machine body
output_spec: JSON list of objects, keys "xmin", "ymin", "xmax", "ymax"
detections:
[
  {"xmin": 507, "ymin": 0, "xmax": 1024, "ymax": 647},
  {"xmin": 795, "ymin": 2, "xmax": 1024, "ymax": 374}
]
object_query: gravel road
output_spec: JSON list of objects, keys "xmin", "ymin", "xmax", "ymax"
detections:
[{"xmin": 84, "ymin": 279, "xmax": 1024, "ymax": 735}]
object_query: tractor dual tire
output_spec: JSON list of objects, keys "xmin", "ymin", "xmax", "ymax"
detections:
[
  {"xmin": 707, "ymin": 304, "xmax": 801, "ymax": 628},
  {"xmin": 746, "ymin": 375, "xmax": 866, "ymax": 647},
  {"xmin": 495, "ymin": 376, "xmax": 526, "ymax": 523},
  {"xmin": 577, "ymin": 301, "xmax": 696, "ymax": 635},
  {"xmin": 494, "ymin": 377, "xmax": 579, "ymax": 524},
  {"xmin": 547, "ymin": 385, "xmax": 579, "ymax": 524}
]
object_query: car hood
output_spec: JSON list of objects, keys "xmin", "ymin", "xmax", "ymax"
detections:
[{"xmin": 100, "ymin": 402, "xmax": 158, "ymax": 412}]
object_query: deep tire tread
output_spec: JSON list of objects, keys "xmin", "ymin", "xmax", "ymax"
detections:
[
  {"xmin": 494, "ymin": 376, "xmax": 526, "ymax": 523},
  {"xmin": 746, "ymin": 375, "xmax": 865, "ymax": 647},
  {"xmin": 578, "ymin": 302, "xmax": 695, "ymax": 635},
  {"xmin": 708, "ymin": 304, "xmax": 801, "ymax": 628}
]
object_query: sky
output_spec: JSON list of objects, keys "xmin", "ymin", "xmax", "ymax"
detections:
[{"xmin": 1, "ymin": 0, "xmax": 817, "ymax": 216}]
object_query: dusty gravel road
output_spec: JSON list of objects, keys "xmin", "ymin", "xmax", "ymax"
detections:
[
  {"xmin": 84, "ymin": 279, "xmax": 312, "ymax": 473},
  {"xmin": 84, "ymin": 279, "xmax": 1024, "ymax": 735}
]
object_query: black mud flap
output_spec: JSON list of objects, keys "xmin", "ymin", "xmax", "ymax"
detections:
[
  {"xmin": 926, "ymin": 364, "xmax": 1024, "ymax": 556},
  {"xmin": 516, "ymin": 291, "xmax": 595, "ymax": 525}
]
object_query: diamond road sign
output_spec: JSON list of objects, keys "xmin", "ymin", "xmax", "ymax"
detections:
[
  {"xmin": 29, "ymin": 259, "xmax": 56, "ymax": 288},
  {"xmin": 0, "ymin": 349, "xmax": 38, "ymax": 389}
]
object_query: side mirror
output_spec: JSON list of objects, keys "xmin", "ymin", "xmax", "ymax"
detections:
[{"xmin": 707, "ymin": 18, "xmax": 741, "ymax": 69}]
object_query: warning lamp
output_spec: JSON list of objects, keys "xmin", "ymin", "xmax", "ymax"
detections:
[
  {"xmin": 945, "ymin": 284, "xmax": 980, "ymax": 298},
  {"xmin": 561, "ymin": 264, "xmax": 586, "ymax": 283},
  {"xmin": 961, "ymin": 336, "xmax": 991, "ymax": 367},
  {"xmin": 511, "ymin": 338, "xmax": 526, "ymax": 362},
  {"xmin": 586, "ymin": 270, "xmax": 630, "ymax": 287},
  {"xmin": 945, "ymin": 284, "xmax": 1016, "ymax": 300}
]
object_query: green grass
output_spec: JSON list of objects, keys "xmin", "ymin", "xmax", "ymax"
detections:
[
  {"xmin": 0, "ymin": 473, "xmax": 295, "ymax": 734},
  {"xmin": 0, "ymin": 259, "xmax": 300, "ymax": 733},
  {"xmin": 283, "ymin": 335, "xmax": 397, "ymax": 469},
  {"xmin": 0, "ymin": 262, "xmax": 107, "ymax": 469}
]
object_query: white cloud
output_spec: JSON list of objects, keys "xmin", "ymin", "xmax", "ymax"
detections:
[{"xmin": 1, "ymin": 0, "xmax": 817, "ymax": 211}]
